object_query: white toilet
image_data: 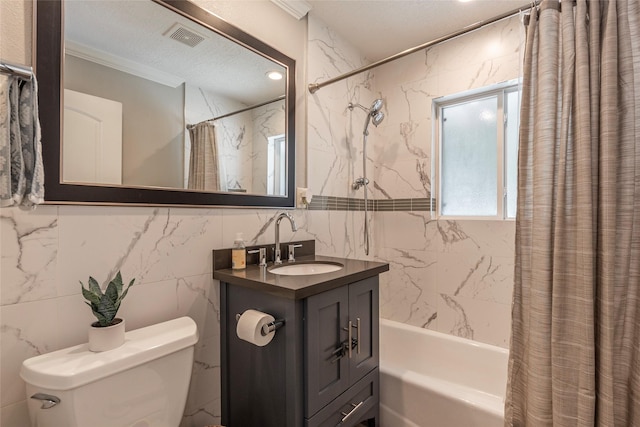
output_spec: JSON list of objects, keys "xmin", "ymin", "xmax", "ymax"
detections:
[{"xmin": 20, "ymin": 316, "xmax": 198, "ymax": 427}]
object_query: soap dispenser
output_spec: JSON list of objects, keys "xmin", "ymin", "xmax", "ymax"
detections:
[{"xmin": 231, "ymin": 233, "xmax": 246, "ymax": 270}]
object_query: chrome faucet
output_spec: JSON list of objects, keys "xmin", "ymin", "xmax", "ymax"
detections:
[{"xmin": 274, "ymin": 212, "xmax": 297, "ymax": 264}]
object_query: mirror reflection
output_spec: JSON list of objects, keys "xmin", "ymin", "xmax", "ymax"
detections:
[{"xmin": 63, "ymin": 0, "xmax": 288, "ymax": 196}]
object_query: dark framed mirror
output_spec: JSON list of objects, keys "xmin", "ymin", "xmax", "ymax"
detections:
[{"xmin": 36, "ymin": 0, "xmax": 295, "ymax": 207}]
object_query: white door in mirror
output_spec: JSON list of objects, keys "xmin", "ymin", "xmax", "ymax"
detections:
[{"xmin": 63, "ymin": 89, "xmax": 123, "ymax": 185}]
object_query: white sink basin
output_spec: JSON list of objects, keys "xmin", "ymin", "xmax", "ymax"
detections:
[{"xmin": 269, "ymin": 261, "xmax": 343, "ymax": 276}]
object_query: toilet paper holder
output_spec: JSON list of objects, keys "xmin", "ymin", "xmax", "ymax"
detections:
[{"xmin": 236, "ymin": 313, "xmax": 285, "ymax": 336}]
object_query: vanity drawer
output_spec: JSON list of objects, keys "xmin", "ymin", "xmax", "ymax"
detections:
[{"xmin": 305, "ymin": 368, "xmax": 378, "ymax": 427}]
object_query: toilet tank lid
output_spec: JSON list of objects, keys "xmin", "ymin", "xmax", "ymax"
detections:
[{"xmin": 20, "ymin": 316, "xmax": 198, "ymax": 391}]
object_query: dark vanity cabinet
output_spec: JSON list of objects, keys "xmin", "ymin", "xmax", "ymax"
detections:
[
  {"xmin": 305, "ymin": 278, "xmax": 379, "ymax": 424},
  {"xmin": 215, "ymin": 251, "xmax": 388, "ymax": 427}
]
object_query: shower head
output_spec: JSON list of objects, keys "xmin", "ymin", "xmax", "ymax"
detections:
[
  {"xmin": 370, "ymin": 99, "xmax": 383, "ymax": 115},
  {"xmin": 371, "ymin": 111, "xmax": 384, "ymax": 127},
  {"xmin": 348, "ymin": 98, "xmax": 385, "ymax": 136},
  {"xmin": 348, "ymin": 98, "xmax": 384, "ymax": 115}
]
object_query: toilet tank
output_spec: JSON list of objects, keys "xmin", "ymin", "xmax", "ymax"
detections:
[{"xmin": 20, "ymin": 317, "xmax": 198, "ymax": 427}]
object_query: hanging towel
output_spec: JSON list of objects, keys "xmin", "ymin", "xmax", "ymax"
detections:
[{"xmin": 0, "ymin": 73, "xmax": 44, "ymax": 208}]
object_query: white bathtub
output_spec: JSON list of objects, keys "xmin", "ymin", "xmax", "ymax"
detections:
[{"xmin": 379, "ymin": 319, "xmax": 509, "ymax": 427}]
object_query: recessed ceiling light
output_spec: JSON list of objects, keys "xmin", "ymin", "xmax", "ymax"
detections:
[{"xmin": 267, "ymin": 71, "xmax": 283, "ymax": 80}]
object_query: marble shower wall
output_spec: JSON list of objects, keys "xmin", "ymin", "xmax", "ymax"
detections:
[
  {"xmin": 374, "ymin": 15, "xmax": 522, "ymax": 348},
  {"xmin": 308, "ymin": 13, "xmax": 523, "ymax": 347},
  {"xmin": 0, "ymin": 206, "xmax": 315, "ymax": 426},
  {"xmin": 306, "ymin": 13, "xmax": 378, "ymax": 261}
]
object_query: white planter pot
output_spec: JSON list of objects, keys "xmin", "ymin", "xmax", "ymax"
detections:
[{"xmin": 88, "ymin": 318, "xmax": 125, "ymax": 352}]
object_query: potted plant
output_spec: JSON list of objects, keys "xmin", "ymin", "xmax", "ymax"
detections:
[{"xmin": 81, "ymin": 271, "xmax": 134, "ymax": 352}]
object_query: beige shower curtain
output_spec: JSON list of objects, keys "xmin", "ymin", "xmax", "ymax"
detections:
[
  {"xmin": 505, "ymin": 0, "xmax": 640, "ymax": 425},
  {"xmin": 187, "ymin": 122, "xmax": 220, "ymax": 191}
]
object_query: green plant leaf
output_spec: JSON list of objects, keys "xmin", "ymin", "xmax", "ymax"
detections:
[
  {"xmin": 110, "ymin": 271, "xmax": 124, "ymax": 297},
  {"xmin": 88, "ymin": 276, "xmax": 102, "ymax": 296},
  {"xmin": 96, "ymin": 293, "xmax": 117, "ymax": 325},
  {"xmin": 81, "ymin": 282, "xmax": 101, "ymax": 306},
  {"xmin": 92, "ymin": 308, "xmax": 111, "ymax": 327},
  {"xmin": 105, "ymin": 281, "xmax": 119, "ymax": 304},
  {"xmin": 82, "ymin": 271, "xmax": 134, "ymax": 326}
]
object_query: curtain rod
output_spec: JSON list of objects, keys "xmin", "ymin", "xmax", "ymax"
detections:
[
  {"xmin": 188, "ymin": 95, "xmax": 285, "ymax": 129},
  {"xmin": 308, "ymin": 1, "xmax": 538, "ymax": 94},
  {"xmin": 0, "ymin": 60, "xmax": 33, "ymax": 81}
]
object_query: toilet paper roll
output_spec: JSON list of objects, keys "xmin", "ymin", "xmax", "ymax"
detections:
[{"xmin": 236, "ymin": 309, "xmax": 276, "ymax": 347}]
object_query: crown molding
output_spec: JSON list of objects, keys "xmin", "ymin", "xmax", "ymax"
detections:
[
  {"xmin": 270, "ymin": 0, "xmax": 312, "ymax": 20},
  {"xmin": 65, "ymin": 39, "xmax": 184, "ymax": 88}
]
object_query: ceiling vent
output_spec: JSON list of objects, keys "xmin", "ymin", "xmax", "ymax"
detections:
[{"xmin": 164, "ymin": 23, "xmax": 206, "ymax": 48}]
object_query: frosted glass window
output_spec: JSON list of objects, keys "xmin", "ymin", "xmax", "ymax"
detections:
[
  {"xmin": 441, "ymin": 96, "xmax": 498, "ymax": 216},
  {"xmin": 435, "ymin": 82, "xmax": 520, "ymax": 219},
  {"xmin": 505, "ymin": 90, "xmax": 520, "ymax": 218}
]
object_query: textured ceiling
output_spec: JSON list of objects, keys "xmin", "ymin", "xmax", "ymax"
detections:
[{"xmin": 65, "ymin": 1, "xmax": 286, "ymax": 106}]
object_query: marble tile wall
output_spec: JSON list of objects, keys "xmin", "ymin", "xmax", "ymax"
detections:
[
  {"xmin": 308, "ymin": 13, "xmax": 523, "ymax": 347},
  {"xmin": 306, "ymin": 14, "xmax": 377, "ymax": 262},
  {"xmin": 0, "ymin": 205, "xmax": 318, "ymax": 426}
]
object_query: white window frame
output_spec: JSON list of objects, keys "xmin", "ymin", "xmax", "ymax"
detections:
[{"xmin": 432, "ymin": 80, "xmax": 520, "ymax": 220}]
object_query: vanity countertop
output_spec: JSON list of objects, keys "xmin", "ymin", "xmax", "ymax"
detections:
[{"xmin": 213, "ymin": 254, "xmax": 389, "ymax": 300}]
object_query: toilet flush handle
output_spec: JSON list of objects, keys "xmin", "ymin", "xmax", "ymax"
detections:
[{"xmin": 31, "ymin": 393, "xmax": 60, "ymax": 409}]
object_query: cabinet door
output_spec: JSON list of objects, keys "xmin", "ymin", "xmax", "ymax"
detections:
[
  {"xmin": 348, "ymin": 276, "xmax": 379, "ymax": 385},
  {"xmin": 305, "ymin": 286, "xmax": 350, "ymax": 416}
]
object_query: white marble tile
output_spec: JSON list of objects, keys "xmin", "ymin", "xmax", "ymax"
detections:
[
  {"xmin": 0, "ymin": 400, "xmax": 29, "ymax": 427},
  {"xmin": 374, "ymin": 77, "xmax": 437, "ymax": 130},
  {"xmin": 55, "ymin": 293, "xmax": 96, "ymax": 349},
  {"xmin": 181, "ymin": 398, "xmax": 221, "ymax": 427},
  {"xmin": 57, "ymin": 206, "xmax": 223, "ymax": 298},
  {"xmin": 436, "ymin": 219, "xmax": 515, "ymax": 256},
  {"xmin": 437, "ymin": 54, "xmax": 522, "ymax": 96},
  {"xmin": 1, "ymin": 300, "xmax": 59, "ymax": 407},
  {"xmin": 430, "ymin": 15, "xmax": 523, "ymax": 74},
  {"xmin": 438, "ymin": 253, "xmax": 514, "ymax": 305},
  {"xmin": 437, "ymin": 293, "xmax": 511, "ymax": 348},
  {"xmin": 57, "ymin": 205, "xmax": 165, "ymax": 295},
  {"xmin": 375, "ymin": 157, "xmax": 430, "ymax": 200},
  {"xmin": 375, "ymin": 211, "xmax": 438, "ymax": 251},
  {"xmin": 117, "ymin": 274, "xmax": 213, "ymax": 333},
  {"xmin": 378, "ymin": 247, "xmax": 438, "ymax": 329},
  {"xmin": 220, "ymin": 209, "xmax": 313, "ymax": 249},
  {"xmin": 375, "ymin": 48, "xmax": 435, "ymax": 89},
  {"xmin": 307, "ymin": 147, "xmax": 355, "ymax": 198},
  {"xmin": 305, "ymin": 210, "xmax": 371, "ymax": 260},
  {"xmin": 186, "ymin": 336, "xmax": 220, "ymax": 411},
  {"xmin": 201, "ymin": 279, "xmax": 221, "ymax": 341},
  {"xmin": 308, "ymin": 14, "xmax": 369, "ymax": 81},
  {"xmin": 1, "ymin": 206, "xmax": 58, "ymax": 305}
]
